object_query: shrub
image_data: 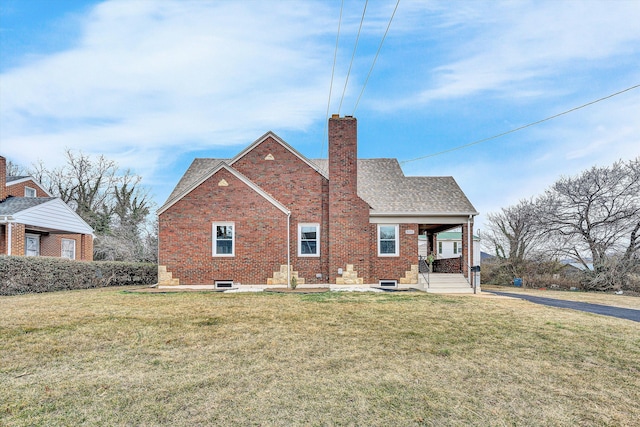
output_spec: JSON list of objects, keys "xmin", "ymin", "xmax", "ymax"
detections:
[{"xmin": 0, "ymin": 256, "xmax": 157, "ymax": 296}]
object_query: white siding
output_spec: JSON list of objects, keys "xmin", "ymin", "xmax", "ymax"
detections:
[{"xmin": 14, "ymin": 199, "xmax": 93, "ymax": 234}]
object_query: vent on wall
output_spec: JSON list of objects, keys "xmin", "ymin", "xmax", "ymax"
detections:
[
  {"xmin": 379, "ymin": 280, "xmax": 397, "ymax": 287},
  {"xmin": 215, "ymin": 281, "xmax": 234, "ymax": 288}
]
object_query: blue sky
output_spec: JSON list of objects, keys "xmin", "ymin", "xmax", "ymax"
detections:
[{"xmin": 1, "ymin": 0, "xmax": 639, "ymax": 232}]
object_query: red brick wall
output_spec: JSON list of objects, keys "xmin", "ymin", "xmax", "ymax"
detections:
[
  {"xmin": 328, "ymin": 116, "xmax": 372, "ymax": 282},
  {"xmin": 369, "ymin": 223, "xmax": 419, "ymax": 283},
  {"xmin": 434, "ymin": 257, "xmax": 462, "ymax": 274},
  {"xmin": 81, "ymin": 234, "xmax": 94, "ymax": 261},
  {"xmin": 159, "ymin": 167, "xmax": 289, "ymax": 285},
  {"xmin": 0, "ymin": 156, "xmax": 6, "ymax": 201},
  {"xmin": 0, "ymin": 224, "xmax": 5, "ymax": 254},
  {"xmin": 40, "ymin": 234, "xmax": 85, "ymax": 259},
  {"xmin": 6, "ymin": 179, "xmax": 50, "ymax": 198},
  {"xmin": 461, "ymin": 222, "xmax": 473, "ymax": 278},
  {"xmin": 11, "ymin": 224, "xmax": 25, "ymax": 256},
  {"xmin": 233, "ymin": 135, "xmax": 330, "ymax": 283}
]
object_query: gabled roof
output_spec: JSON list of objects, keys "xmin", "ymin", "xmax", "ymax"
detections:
[
  {"xmin": 313, "ymin": 159, "xmax": 478, "ymax": 216},
  {"xmin": 5, "ymin": 176, "xmax": 54, "ymax": 196},
  {"xmin": 0, "ymin": 196, "xmax": 94, "ymax": 235},
  {"xmin": 230, "ymin": 131, "xmax": 327, "ymax": 179},
  {"xmin": 158, "ymin": 162, "xmax": 290, "ymax": 215},
  {"xmin": 7, "ymin": 175, "xmax": 31, "ymax": 183},
  {"xmin": 161, "ymin": 137, "xmax": 478, "ymax": 217},
  {"xmin": 0, "ymin": 196, "xmax": 55, "ymax": 214}
]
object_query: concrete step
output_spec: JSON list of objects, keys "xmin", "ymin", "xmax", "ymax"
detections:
[{"xmin": 419, "ymin": 273, "xmax": 473, "ymax": 294}]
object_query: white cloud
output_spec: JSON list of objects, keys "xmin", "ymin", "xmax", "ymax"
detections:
[
  {"xmin": 386, "ymin": 0, "xmax": 640, "ymax": 105},
  {"xmin": 1, "ymin": 0, "xmax": 337, "ymax": 173}
]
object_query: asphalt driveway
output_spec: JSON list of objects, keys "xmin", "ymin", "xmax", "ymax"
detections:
[{"xmin": 487, "ymin": 290, "xmax": 640, "ymax": 322}]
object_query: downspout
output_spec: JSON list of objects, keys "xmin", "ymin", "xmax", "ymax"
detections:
[
  {"xmin": 287, "ymin": 212, "xmax": 291, "ymax": 288},
  {"xmin": 468, "ymin": 214, "xmax": 473, "ymax": 294},
  {"xmin": 7, "ymin": 220, "xmax": 12, "ymax": 256}
]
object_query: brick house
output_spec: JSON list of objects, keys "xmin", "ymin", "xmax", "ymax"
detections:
[
  {"xmin": 0, "ymin": 156, "xmax": 94, "ymax": 260},
  {"xmin": 158, "ymin": 115, "xmax": 478, "ymax": 290}
]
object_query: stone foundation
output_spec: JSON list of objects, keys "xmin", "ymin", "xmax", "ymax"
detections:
[
  {"xmin": 267, "ymin": 265, "xmax": 306, "ymax": 286},
  {"xmin": 335, "ymin": 264, "xmax": 363, "ymax": 285},
  {"xmin": 158, "ymin": 265, "xmax": 180, "ymax": 286},
  {"xmin": 399, "ymin": 264, "xmax": 419, "ymax": 284}
]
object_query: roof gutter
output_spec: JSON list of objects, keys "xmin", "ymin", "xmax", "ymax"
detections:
[{"xmin": 369, "ymin": 211, "xmax": 480, "ymax": 217}]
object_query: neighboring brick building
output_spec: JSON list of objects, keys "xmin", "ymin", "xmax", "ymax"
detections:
[
  {"xmin": 0, "ymin": 156, "xmax": 94, "ymax": 260},
  {"xmin": 158, "ymin": 115, "xmax": 478, "ymax": 288}
]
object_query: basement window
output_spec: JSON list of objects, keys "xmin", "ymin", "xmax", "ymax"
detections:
[
  {"xmin": 215, "ymin": 281, "xmax": 234, "ymax": 289},
  {"xmin": 379, "ymin": 280, "xmax": 397, "ymax": 288},
  {"xmin": 213, "ymin": 222, "xmax": 234, "ymax": 256}
]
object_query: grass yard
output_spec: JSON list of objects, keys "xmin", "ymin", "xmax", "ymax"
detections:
[{"xmin": 1, "ymin": 288, "xmax": 639, "ymax": 426}]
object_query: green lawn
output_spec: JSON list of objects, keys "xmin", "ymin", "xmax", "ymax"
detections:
[{"xmin": 1, "ymin": 287, "xmax": 639, "ymax": 426}]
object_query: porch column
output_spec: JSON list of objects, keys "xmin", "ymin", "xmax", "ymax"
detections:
[{"xmin": 461, "ymin": 220, "xmax": 474, "ymax": 279}]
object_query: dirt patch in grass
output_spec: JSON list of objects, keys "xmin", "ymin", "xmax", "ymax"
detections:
[
  {"xmin": 264, "ymin": 287, "xmax": 330, "ymax": 293},
  {"xmin": 1, "ymin": 288, "xmax": 639, "ymax": 426}
]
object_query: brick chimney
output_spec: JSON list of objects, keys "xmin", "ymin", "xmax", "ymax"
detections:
[
  {"xmin": 328, "ymin": 115, "xmax": 370, "ymax": 283},
  {"xmin": 328, "ymin": 115, "xmax": 358, "ymax": 199},
  {"xmin": 0, "ymin": 156, "xmax": 6, "ymax": 201}
]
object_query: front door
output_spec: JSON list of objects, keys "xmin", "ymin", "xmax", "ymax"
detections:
[{"xmin": 25, "ymin": 234, "xmax": 40, "ymax": 256}]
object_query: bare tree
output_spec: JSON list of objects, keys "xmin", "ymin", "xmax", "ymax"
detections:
[
  {"xmin": 483, "ymin": 199, "xmax": 544, "ymax": 283},
  {"xmin": 5, "ymin": 159, "xmax": 27, "ymax": 177},
  {"xmin": 538, "ymin": 157, "xmax": 640, "ymax": 290},
  {"xmin": 28, "ymin": 150, "xmax": 157, "ymax": 263}
]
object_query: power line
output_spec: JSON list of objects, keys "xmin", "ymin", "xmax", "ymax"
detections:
[
  {"xmin": 337, "ymin": 0, "xmax": 368, "ymax": 115},
  {"xmin": 400, "ymin": 84, "xmax": 640, "ymax": 165},
  {"xmin": 352, "ymin": 0, "xmax": 400, "ymax": 115},
  {"xmin": 319, "ymin": 0, "xmax": 344, "ymax": 165}
]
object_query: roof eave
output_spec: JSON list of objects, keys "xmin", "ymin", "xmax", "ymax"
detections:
[{"xmin": 369, "ymin": 211, "xmax": 480, "ymax": 217}]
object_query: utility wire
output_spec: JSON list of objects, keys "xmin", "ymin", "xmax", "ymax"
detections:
[
  {"xmin": 352, "ymin": 0, "xmax": 400, "ymax": 115},
  {"xmin": 337, "ymin": 0, "xmax": 368, "ymax": 115},
  {"xmin": 320, "ymin": 0, "xmax": 344, "ymax": 166},
  {"xmin": 400, "ymin": 84, "xmax": 640, "ymax": 165}
]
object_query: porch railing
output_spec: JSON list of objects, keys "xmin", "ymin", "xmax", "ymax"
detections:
[{"xmin": 418, "ymin": 255, "xmax": 430, "ymax": 289}]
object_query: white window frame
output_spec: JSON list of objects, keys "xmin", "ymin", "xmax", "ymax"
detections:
[
  {"xmin": 453, "ymin": 241, "xmax": 459, "ymax": 254},
  {"xmin": 212, "ymin": 222, "xmax": 235, "ymax": 257},
  {"xmin": 61, "ymin": 238, "xmax": 76, "ymax": 260},
  {"xmin": 298, "ymin": 223, "xmax": 320, "ymax": 257},
  {"xmin": 438, "ymin": 241, "xmax": 443, "ymax": 255},
  {"xmin": 25, "ymin": 186, "xmax": 36, "ymax": 197},
  {"xmin": 25, "ymin": 234, "xmax": 40, "ymax": 256},
  {"xmin": 215, "ymin": 280, "xmax": 234, "ymax": 289},
  {"xmin": 379, "ymin": 280, "xmax": 397, "ymax": 288},
  {"xmin": 377, "ymin": 224, "xmax": 399, "ymax": 257}
]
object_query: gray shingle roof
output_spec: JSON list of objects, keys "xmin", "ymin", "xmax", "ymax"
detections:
[
  {"xmin": 6, "ymin": 176, "xmax": 30, "ymax": 183},
  {"xmin": 163, "ymin": 158, "xmax": 227, "ymax": 209},
  {"xmin": 163, "ymin": 156, "xmax": 477, "ymax": 215},
  {"xmin": 0, "ymin": 197, "xmax": 56, "ymax": 215}
]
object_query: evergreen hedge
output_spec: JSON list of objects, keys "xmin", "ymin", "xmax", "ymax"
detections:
[{"xmin": 0, "ymin": 256, "xmax": 157, "ymax": 296}]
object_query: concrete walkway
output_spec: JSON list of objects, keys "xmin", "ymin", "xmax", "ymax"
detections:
[{"xmin": 487, "ymin": 290, "xmax": 640, "ymax": 322}]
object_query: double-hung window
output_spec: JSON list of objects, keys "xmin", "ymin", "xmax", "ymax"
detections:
[
  {"xmin": 213, "ymin": 222, "xmax": 234, "ymax": 256},
  {"xmin": 453, "ymin": 242, "xmax": 459, "ymax": 254},
  {"xmin": 61, "ymin": 238, "xmax": 76, "ymax": 259},
  {"xmin": 377, "ymin": 224, "xmax": 399, "ymax": 256},
  {"xmin": 25, "ymin": 187, "xmax": 36, "ymax": 197},
  {"xmin": 298, "ymin": 223, "xmax": 320, "ymax": 256}
]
